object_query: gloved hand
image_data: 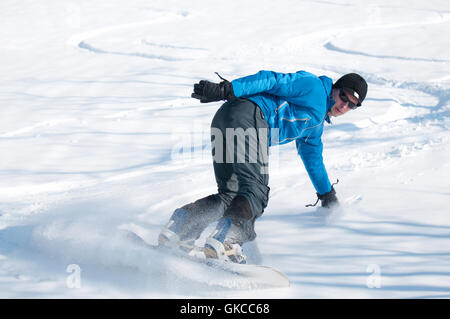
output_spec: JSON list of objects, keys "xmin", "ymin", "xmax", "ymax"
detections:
[
  {"xmin": 191, "ymin": 80, "xmax": 235, "ymax": 103},
  {"xmin": 317, "ymin": 186, "xmax": 339, "ymax": 208}
]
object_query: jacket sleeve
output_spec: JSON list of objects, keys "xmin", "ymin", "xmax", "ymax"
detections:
[
  {"xmin": 231, "ymin": 70, "xmax": 319, "ymax": 98},
  {"xmin": 296, "ymin": 136, "xmax": 332, "ymax": 195}
]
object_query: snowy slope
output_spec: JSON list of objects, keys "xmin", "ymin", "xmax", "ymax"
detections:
[{"xmin": 0, "ymin": 0, "xmax": 449, "ymax": 298}]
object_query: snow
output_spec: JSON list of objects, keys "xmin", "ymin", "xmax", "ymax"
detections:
[{"xmin": 0, "ymin": 0, "xmax": 449, "ymax": 298}]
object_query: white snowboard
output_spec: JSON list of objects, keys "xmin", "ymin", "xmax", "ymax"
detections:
[
  {"xmin": 200, "ymin": 257, "xmax": 290, "ymax": 288},
  {"xmin": 124, "ymin": 230, "xmax": 290, "ymax": 288}
]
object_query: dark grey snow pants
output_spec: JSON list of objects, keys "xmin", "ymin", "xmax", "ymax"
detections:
[
  {"xmin": 173, "ymin": 98, "xmax": 270, "ymax": 243},
  {"xmin": 211, "ymin": 98, "xmax": 270, "ymax": 217}
]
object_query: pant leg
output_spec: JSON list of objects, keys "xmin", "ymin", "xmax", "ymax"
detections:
[
  {"xmin": 210, "ymin": 98, "xmax": 270, "ymax": 243},
  {"xmin": 171, "ymin": 194, "xmax": 226, "ymax": 241}
]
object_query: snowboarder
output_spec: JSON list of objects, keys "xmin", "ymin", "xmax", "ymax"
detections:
[{"xmin": 158, "ymin": 70, "xmax": 368, "ymax": 264}]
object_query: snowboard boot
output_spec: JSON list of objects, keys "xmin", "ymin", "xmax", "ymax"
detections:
[
  {"xmin": 204, "ymin": 217, "xmax": 247, "ymax": 264},
  {"xmin": 158, "ymin": 208, "xmax": 196, "ymax": 253},
  {"xmin": 204, "ymin": 195, "xmax": 255, "ymax": 264}
]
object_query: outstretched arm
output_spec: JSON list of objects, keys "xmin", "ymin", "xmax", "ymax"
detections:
[
  {"xmin": 296, "ymin": 136, "xmax": 333, "ymax": 196},
  {"xmin": 231, "ymin": 70, "xmax": 320, "ymax": 98},
  {"xmin": 191, "ymin": 70, "xmax": 322, "ymax": 103}
]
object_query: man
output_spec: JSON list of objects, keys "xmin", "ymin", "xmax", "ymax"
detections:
[{"xmin": 158, "ymin": 70, "xmax": 368, "ymax": 264}]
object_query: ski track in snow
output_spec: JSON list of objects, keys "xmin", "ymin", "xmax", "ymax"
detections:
[
  {"xmin": 323, "ymin": 42, "xmax": 450, "ymax": 63},
  {"xmin": 0, "ymin": 0, "xmax": 449, "ymax": 298},
  {"xmin": 67, "ymin": 10, "xmax": 200, "ymax": 62}
]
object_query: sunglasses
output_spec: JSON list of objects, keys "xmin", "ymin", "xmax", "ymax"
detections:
[{"xmin": 339, "ymin": 88, "xmax": 359, "ymax": 109}]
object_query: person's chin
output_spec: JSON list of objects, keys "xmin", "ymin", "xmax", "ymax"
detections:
[{"xmin": 335, "ymin": 108, "xmax": 344, "ymax": 117}]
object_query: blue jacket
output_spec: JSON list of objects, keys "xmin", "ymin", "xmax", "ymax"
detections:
[{"xmin": 231, "ymin": 70, "xmax": 335, "ymax": 195}]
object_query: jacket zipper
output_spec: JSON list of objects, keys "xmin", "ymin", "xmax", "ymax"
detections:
[{"xmin": 275, "ymin": 101, "xmax": 288, "ymax": 113}]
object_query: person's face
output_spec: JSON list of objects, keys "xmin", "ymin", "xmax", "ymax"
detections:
[{"xmin": 329, "ymin": 88, "xmax": 359, "ymax": 117}]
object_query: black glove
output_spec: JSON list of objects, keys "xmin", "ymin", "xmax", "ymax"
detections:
[
  {"xmin": 191, "ymin": 80, "xmax": 235, "ymax": 103},
  {"xmin": 318, "ymin": 186, "xmax": 339, "ymax": 208}
]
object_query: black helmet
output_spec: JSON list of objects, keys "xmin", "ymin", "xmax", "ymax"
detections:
[{"xmin": 333, "ymin": 73, "xmax": 368, "ymax": 106}]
